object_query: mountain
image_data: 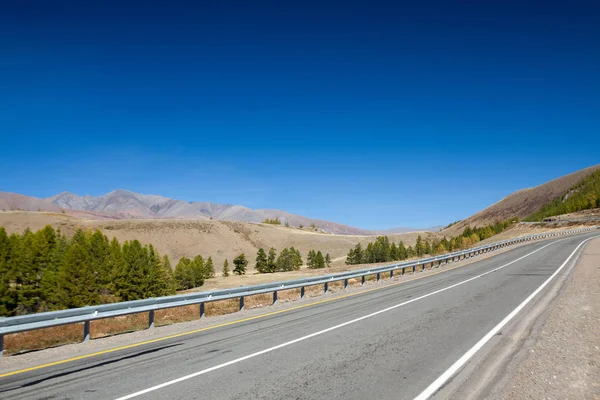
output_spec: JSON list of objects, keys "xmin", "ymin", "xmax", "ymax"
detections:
[
  {"xmin": 441, "ymin": 164, "xmax": 600, "ymax": 236},
  {"xmin": 374, "ymin": 226, "xmax": 444, "ymax": 234},
  {"xmin": 0, "ymin": 192, "xmax": 61, "ymax": 213},
  {"xmin": 43, "ymin": 190, "xmax": 372, "ymax": 235}
]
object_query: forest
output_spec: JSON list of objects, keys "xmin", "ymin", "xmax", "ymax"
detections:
[
  {"xmin": 0, "ymin": 226, "xmax": 218, "ymax": 317},
  {"xmin": 345, "ymin": 219, "xmax": 517, "ymax": 265}
]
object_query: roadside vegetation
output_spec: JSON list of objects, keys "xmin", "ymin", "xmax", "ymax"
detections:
[
  {"xmin": 525, "ymin": 169, "xmax": 600, "ymax": 221},
  {"xmin": 0, "ymin": 225, "xmax": 218, "ymax": 317},
  {"xmin": 346, "ymin": 219, "xmax": 517, "ymax": 265}
]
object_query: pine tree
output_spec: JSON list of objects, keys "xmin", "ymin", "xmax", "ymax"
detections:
[
  {"xmin": 41, "ymin": 229, "xmax": 70, "ymax": 311},
  {"xmin": 315, "ymin": 251, "xmax": 325, "ymax": 269},
  {"xmin": 390, "ymin": 242, "xmax": 399, "ymax": 260},
  {"xmin": 205, "ymin": 256, "xmax": 215, "ymax": 278},
  {"xmin": 222, "ymin": 259, "xmax": 230, "ymax": 277},
  {"xmin": 89, "ymin": 230, "xmax": 111, "ymax": 295},
  {"xmin": 13, "ymin": 228, "xmax": 43, "ymax": 314},
  {"xmin": 307, "ymin": 249, "xmax": 316, "ymax": 268},
  {"xmin": 415, "ymin": 235, "xmax": 424, "ymax": 257},
  {"xmin": 160, "ymin": 255, "xmax": 176, "ymax": 294},
  {"xmin": 424, "ymin": 240, "xmax": 432, "ymax": 255},
  {"xmin": 58, "ymin": 243, "xmax": 100, "ymax": 308},
  {"xmin": 115, "ymin": 240, "xmax": 148, "ymax": 301},
  {"xmin": 174, "ymin": 257, "xmax": 196, "ymax": 290},
  {"xmin": 325, "ymin": 253, "xmax": 331, "ymax": 267},
  {"xmin": 398, "ymin": 241, "xmax": 407, "ymax": 260},
  {"xmin": 233, "ymin": 254, "xmax": 247, "ymax": 275},
  {"xmin": 290, "ymin": 247, "xmax": 303, "ymax": 269},
  {"xmin": 191, "ymin": 255, "xmax": 206, "ymax": 284},
  {"xmin": 0, "ymin": 227, "xmax": 12, "ymax": 316},
  {"xmin": 255, "ymin": 248, "xmax": 268, "ymax": 273},
  {"xmin": 267, "ymin": 248, "xmax": 277, "ymax": 273},
  {"xmin": 146, "ymin": 245, "xmax": 174, "ymax": 297}
]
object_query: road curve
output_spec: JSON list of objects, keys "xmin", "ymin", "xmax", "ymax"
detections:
[{"xmin": 1, "ymin": 232, "xmax": 597, "ymax": 400}]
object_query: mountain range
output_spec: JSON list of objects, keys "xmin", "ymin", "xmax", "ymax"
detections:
[{"xmin": 0, "ymin": 190, "xmax": 432, "ymax": 235}]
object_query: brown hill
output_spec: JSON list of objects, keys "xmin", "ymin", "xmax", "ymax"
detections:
[
  {"xmin": 0, "ymin": 211, "xmax": 438, "ymax": 272},
  {"xmin": 442, "ymin": 164, "xmax": 600, "ymax": 236}
]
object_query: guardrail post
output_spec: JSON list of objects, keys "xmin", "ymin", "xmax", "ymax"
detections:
[
  {"xmin": 362, "ymin": 275, "xmax": 366, "ymax": 285},
  {"xmin": 83, "ymin": 321, "xmax": 91, "ymax": 342},
  {"xmin": 148, "ymin": 310, "xmax": 155, "ymax": 329},
  {"xmin": 273, "ymin": 291, "xmax": 278, "ymax": 305},
  {"xmin": 324, "ymin": 282, "xmax": 328, "ymax": 294},
  {"xmin": 200, "ymin": 302, "xmax": 205, "ymax": 319},
  {"xmin": 239, "ymin": 296, "xmax": 245, "ymax": 311},
  {"xmin": 401, "ymin": 267, "xmax": 405, "ymax": 275},
  {"xmin": 0, "ymin": 334, "xmax": 3, "ymax": 358},
  {"xmin": 300, "ymin": 286, "xmax": 305, "ymax": 299},
  {"xmin": 344, "ymin": 278, "xmax": 349, "ymax": 289},
  {"xmin": 376, "ymin": 272, "xmax": 380, "ymax": 281},
  {"xmin": 390, "ymin": 270, "xmax": 394, "ymax": 278}
]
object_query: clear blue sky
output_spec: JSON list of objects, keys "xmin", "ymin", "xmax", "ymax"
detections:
[{"xmin": 1, "ymin": 1, "xmax": 598, "ymax": 229}]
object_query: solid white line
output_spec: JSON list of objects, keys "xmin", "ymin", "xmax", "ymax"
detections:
[
  {"xmin": 113, "ymin": 240, "xmax": 560, "ymax": 400},
  {"xmin": 413, "ymin": 235, "xmax": 598, "ymax": 400}
]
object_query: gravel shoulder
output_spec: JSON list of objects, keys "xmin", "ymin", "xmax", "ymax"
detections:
[{"xmin": 500, "ymin": 237, "xmax": 600, "ymax": 399}]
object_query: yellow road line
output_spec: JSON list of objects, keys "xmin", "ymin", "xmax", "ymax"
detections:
[{"xmin": 0, "ymin": 257, "xmax": 497, "ymax": 378}]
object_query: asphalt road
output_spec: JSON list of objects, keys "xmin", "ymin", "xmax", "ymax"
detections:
[{"xmin": 1, "ymin": 232, "xmax": 597, "ymax": 400}]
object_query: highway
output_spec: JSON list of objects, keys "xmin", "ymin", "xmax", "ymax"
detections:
[{"xmin": 0, "ymin": 231, "xmax": 597, "ymax": 400}]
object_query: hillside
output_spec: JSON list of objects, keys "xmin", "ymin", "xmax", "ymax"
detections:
[
  {"xmin": 0, "ymin": 211, "xmax": 438, "ymax": 272},
  {"xmin": 442, "ymin": 164, "xmax": 600, "ymax": 236}
]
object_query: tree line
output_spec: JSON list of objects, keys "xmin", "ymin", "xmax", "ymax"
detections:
[
  {"xmin": 346, "ymin": 219, "xmax": 516, "ymax": 265},
  {"xmin": 252, "ymin": 247, "xmax": 331, "ymax": 273},
  {"xmin": 525, "ymin": 169, "xmax": 600, "ymax": 221},
  {"xmin": 0, "ymin": 225, "xmax": 225, "ymax": 317}
]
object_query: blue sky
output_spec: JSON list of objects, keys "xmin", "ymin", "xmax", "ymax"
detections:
[{"xmin": 1, "ymin": 1, "xmax": 599, "ymax": 229}]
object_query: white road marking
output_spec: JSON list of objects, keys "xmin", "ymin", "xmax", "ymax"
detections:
[
  {"xmin": 413, "ymin": 235, "xmax": 597, "ymax": 400},
  {"xmin": 113, "ymin": 239, "xmax": 562, "ymax": 400}
]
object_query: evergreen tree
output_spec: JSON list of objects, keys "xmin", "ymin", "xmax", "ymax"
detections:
[
  {"xmin": 145, "ymin": 245, "xmax": 175, "ymax": 297},
  {"xmin": 58, "ymin": 243, "xmax": 100, "ymax": 308},
  {"xmin": 325, "ymin": 253, "xmax": 331, "ymax": 267},
  {"xmin": 14, "ymin": 228, "xmax": 44, "ymax": 314},
  {"xmin": 174, "ymin": 257, "xmax": 196, "ymax": 290},
  {"xmin": 315, "ymin": 251, "xmax": 325, "ymax": 269},
  {"xmin": 398, "ymin": 241, "xmax": 407, "ymax": 260},
  {"xmin": 415, "ymin": 235, "xmax": 424, "ymax": 257},
  {"xmin": 115, "ymin": 240, "xmax": 149, "ymax": 300},
  {"xmin": 41, "ymin": 229, "xmax": 70, "ymax": 311},
  {"xmin": 307, "ymin": 249, "xmax": 316, "ymax": 268},
  {"xmin": 222, "ymin": 258, "xmax": 230, "ymax": 277},
  {"xmin": 205, "ymin": 256, "xmax": 215, "ymax": 278},
  {"xmin": 290, "ymin": 247, "xmax": 303, "ymax": 269},
  {"xmin": 424, "ymin": 240, "xmax": 432, "ymax": 255},
  {"xmin": 255, "ymin": 248, "xmax": 268, "ymax": 273},
  {"xmin": 267, "ymin": 247, "xmax": 277, "ymax": 273},
  {"xmin": 233, "ymin": 253, "xmax": 247, "ymax": 275},
  {"xmin": 0, "ymin": 227, "xmax": 12, "ymax": 315},
  {"xmin": 191, "ymin": 255, "xmax": 206, "ymax": 283},
  {"xmin": 89, "ymin": 230, "xmax": 111, "ymax": 295},
  {"xmin": 390, "ymin": 242, "xmax": 399, "ymax": 260}
]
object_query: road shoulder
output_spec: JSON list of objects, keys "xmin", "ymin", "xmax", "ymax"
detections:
[
  {"xmin": 500, "ymin": 236, "xmax": 600, "ymax": 399},
  {"xmin": 443, "ymin": 236, "xmax": 600, "ymax": 400}
]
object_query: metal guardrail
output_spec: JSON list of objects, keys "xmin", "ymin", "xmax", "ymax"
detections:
[{"xmin": 0, "ymin": 226, "xmax": 598, "ymax": 356}]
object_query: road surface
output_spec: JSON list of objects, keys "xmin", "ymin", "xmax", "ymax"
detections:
[{"xmin": 0, "ymin": 231, "xmax": 597, "ymax": 400}]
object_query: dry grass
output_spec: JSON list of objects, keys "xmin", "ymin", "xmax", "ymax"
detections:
[
  {"xmin": 155, "ymin": 305, "xmax": 200, "ymax": 326},
  {"xmin": 4, "ymin": 324, "xmax": 84, "ymax": 355},
  {"xmin": 90, "ymin": 313, "xmax": 149, "ymax": 339}
]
